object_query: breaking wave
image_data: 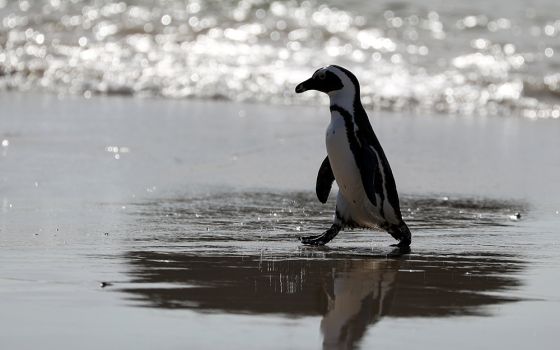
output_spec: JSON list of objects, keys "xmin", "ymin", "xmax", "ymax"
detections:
[{"xmin": 1, "ymin": 0, "xmax": 559, "ymax": 118}]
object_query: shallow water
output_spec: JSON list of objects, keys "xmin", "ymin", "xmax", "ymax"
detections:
[
  {"xmin": 1, "ymin": 0, "xmax": 560, "ymax": 117},
  {"xmin": 1, "ymin": 93, "xmax": 559, "ymax": 349},
  {"xmin": 121, "ymin": 192, "xmax": 529, "ymax": 336}
]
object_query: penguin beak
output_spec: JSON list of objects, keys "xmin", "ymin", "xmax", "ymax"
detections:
[{"xmin": 295, "ymin": 77, "xmax": 316, "ymax": 93}]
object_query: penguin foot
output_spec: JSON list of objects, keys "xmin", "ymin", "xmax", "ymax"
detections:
[
  {"xmin": 390, "ymin": 238, "xmax": 411, "ymax": 248},
  {"xmin": 300, "ymin": 234, "xmax": 330, "ymax": 246},
  {"xmin": 300, "ymin": 224, "xmax": 341, "ymax": 246},
  {"xmin": 387, "ymin": 222, "xmax": 411, "ymax": 248}
]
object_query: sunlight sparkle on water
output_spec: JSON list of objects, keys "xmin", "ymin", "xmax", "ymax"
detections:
[{"xmin": 0, "ymin": 0, "xmax": 558, "ymax": 117}]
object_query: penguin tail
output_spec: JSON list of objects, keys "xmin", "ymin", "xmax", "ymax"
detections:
[{"xmin": 387, "ymin": 221, "xmax": 411, "ymax": 247}]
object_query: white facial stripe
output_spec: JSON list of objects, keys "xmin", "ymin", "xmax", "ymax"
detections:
[
  {"xmin": 327, "ymin": 66, "xmax": 356, "ymax": 111},
  {"xmin": 328, "ymin": 66, "xmax": 354, "ymax": 89}
]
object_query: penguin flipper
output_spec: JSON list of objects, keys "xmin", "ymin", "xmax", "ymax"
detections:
[{"xmin": 316, "ymin": 156, "xmax": 335, "ymax": 203}]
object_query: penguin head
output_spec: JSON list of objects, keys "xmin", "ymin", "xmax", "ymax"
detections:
[{"xmin": 295, "ymin": 65, "xmax": 359, "ymax": 97}]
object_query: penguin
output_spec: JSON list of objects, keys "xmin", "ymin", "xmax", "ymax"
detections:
[{"xmin": 295, "ymin": 65, "xmax": 411, "ymax": 247}]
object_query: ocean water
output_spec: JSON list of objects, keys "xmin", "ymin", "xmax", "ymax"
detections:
[{"xmin": 1, "ymin": 0, "xmax": 559, "ymax": 118}]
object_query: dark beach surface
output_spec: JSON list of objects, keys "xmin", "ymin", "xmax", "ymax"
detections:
[{"xmin": 1, "ymin": 92, "xmax": 559, "ymax": 349}]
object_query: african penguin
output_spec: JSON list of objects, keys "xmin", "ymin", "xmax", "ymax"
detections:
[{"xmin": 295, "ymin": 65, "xmax": 411, "ymax": 247}]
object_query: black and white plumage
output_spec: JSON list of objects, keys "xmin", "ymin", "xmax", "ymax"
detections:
[{"xmin": 295, "ymin": 65, "xmax": 411, "ymax": 247}]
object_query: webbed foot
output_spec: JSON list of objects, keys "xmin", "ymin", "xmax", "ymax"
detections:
[
  {"xmin": 388, "ymin": 222, "xmax": 411, "ymax": 248},
  {"xmin": 390, "ymin": 239, "xmax": 411, "ymax": 249},
  {"xmin": 300, "ymin": 224, "xmax": 341, "ymax": 246}
]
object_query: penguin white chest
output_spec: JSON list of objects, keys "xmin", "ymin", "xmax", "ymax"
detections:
[{"xmin": 325, "ymin": 112, "xmax": 364, "ymax": 200}]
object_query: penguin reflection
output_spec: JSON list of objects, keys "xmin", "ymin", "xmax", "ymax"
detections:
[
  {"xmin": 122, "ymin": 252, "xmax": 402, "ymax": 349},
  {"xmin": 121, "ymin": 251, "xmax": 523, "ymax": 349},
  {"xmin": 320, "ymin": 259, "xmax": 398, "ymax": 350}
]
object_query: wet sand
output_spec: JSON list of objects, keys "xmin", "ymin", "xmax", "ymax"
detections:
[{"xmin": 1, "ymin": 93, "xmax": 559, "ymax": 349}]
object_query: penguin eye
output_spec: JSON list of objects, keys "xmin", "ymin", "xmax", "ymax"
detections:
[{"xmin": 317, "ymin": 71, "xmax": 326, "ymax": 80}]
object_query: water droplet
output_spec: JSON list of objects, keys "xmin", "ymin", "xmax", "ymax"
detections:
[
  {"xmin": 544, "ymin": 24, "xmax": 556, "ymax": 36},
  {"xmin": 255, "ymin": 9, "xmax": 266, "ymax": 19},
  {"xmin": 35, "ymin": 33, "xmax": 45, "ymax": 45},
  {"xmin": 503, "ymin": 43, "xmax": 516, "ymax": 55},
  {"xmin": 78, "ymin": 36, "xmax": 88, "ymax": 47},
  {"xmin": 161, "ymin": 14, "xmax": 172, "ymax": 26},
  {"xmin": 463, "ymin": 16, "xmax": 478, "ymax": 28}
]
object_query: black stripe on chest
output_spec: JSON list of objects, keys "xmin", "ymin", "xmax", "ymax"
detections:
[
  {"xmin": 330, "ymin": 104, "xmax": 385, "ymax": 211},
  {"xmin": 330, "ymin": 104, "xmax": 361, "ymax": 153}
]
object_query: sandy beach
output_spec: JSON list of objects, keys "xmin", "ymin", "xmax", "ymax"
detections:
[{"xmin": 1, "ymin": 92, "xmax": 559, "ymax": 349}]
